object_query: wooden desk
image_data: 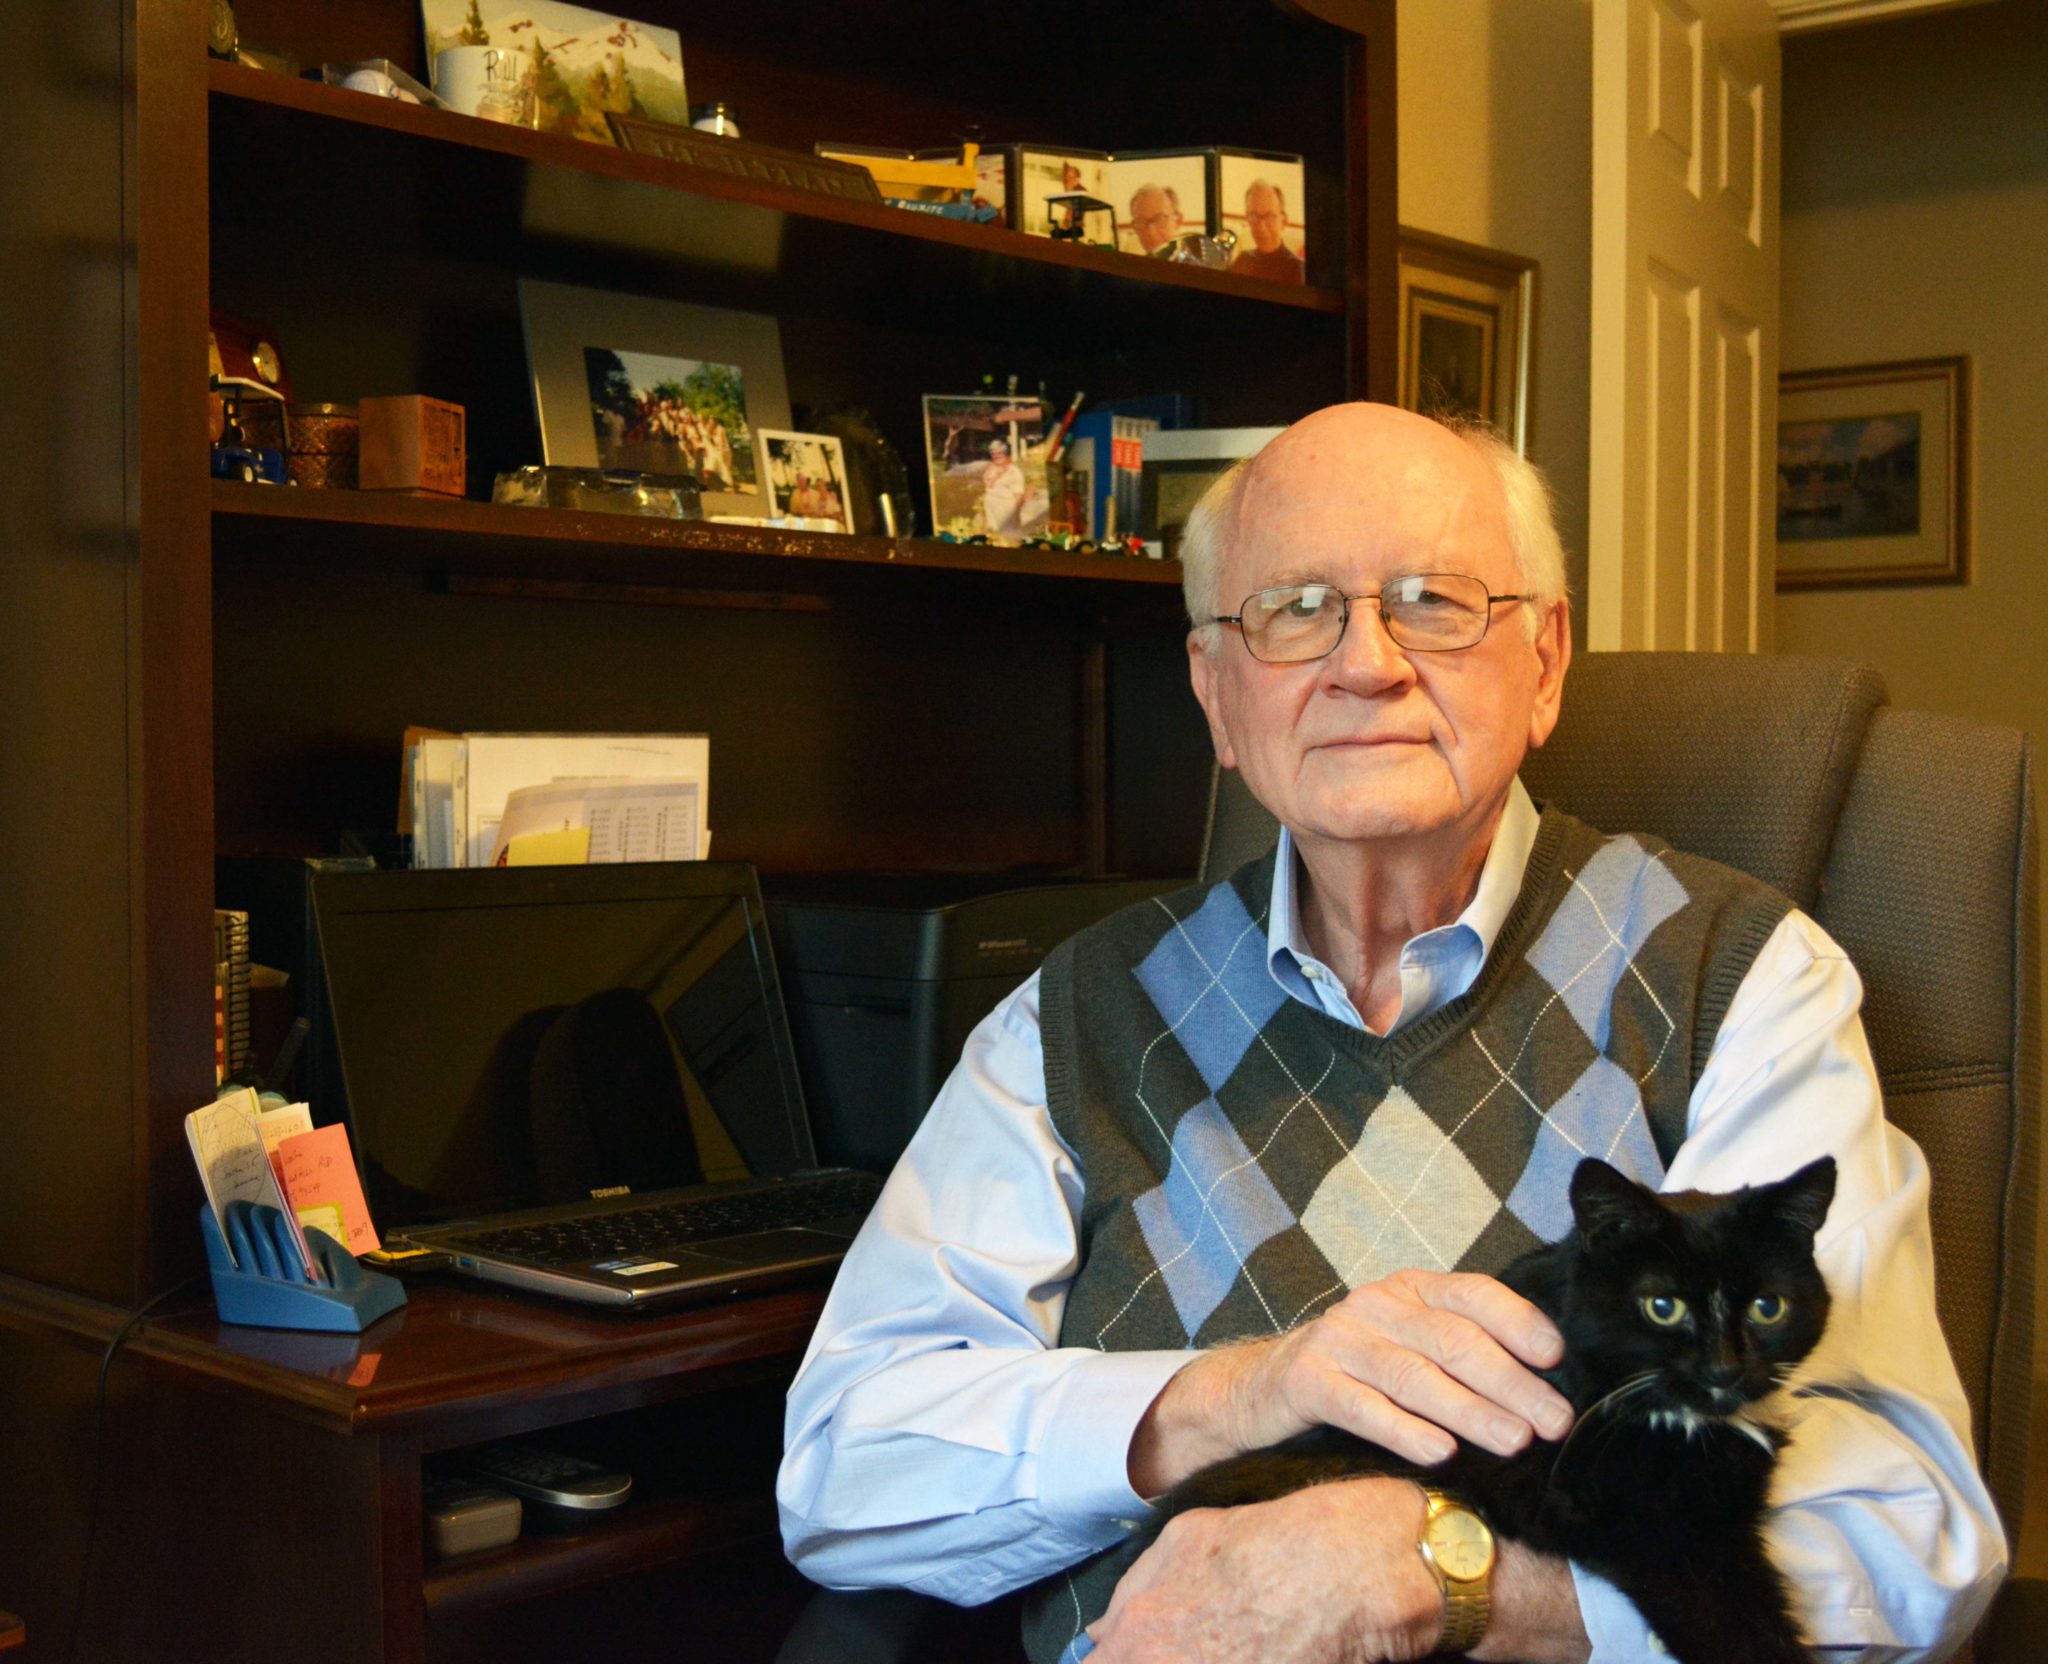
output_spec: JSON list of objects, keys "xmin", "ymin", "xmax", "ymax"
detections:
[{"xmin": 89, "ymin": 1278, "xmax": 827, "ymax": 1663}]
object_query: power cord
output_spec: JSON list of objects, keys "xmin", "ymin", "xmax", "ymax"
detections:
[{"xmin": 63, "ymin": 1275, "xmax": 207, "ymax": 1664}]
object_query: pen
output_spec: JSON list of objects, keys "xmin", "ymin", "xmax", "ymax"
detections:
[{"xmin": 1044, "ymin": 390, "xmax": 1086, "ymax": 466}]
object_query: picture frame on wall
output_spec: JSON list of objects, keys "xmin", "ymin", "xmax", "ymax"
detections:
[
  {"xmin": 1396, "ymin": 228, "xmax": 1536, "ymax": 454},
  {"xmin": 518, "ymin": 278, "xmax": 791, "ymax": 522},
  {"xmin": 1774, "ymin": 356, "xmax": 1970, "ymax": 591}
]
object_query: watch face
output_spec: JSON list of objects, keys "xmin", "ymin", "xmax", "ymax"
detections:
[
  {"xmin": 252, "ymin": 340, "xmax": 281, "ymax": 385},
  {"xmin": 1426, "ymin": 1506, "xmax": 1495, "ymax": 1582}
]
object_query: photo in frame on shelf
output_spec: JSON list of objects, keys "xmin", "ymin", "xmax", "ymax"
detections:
[
  {"xmin": 799, "ymin": 403, "xmax": 916, "ymax": 538},
  {"xmin": 758, "ymin": 430, "xmax": 853, "ymax": 533},
  {"xmin": 1139, "ymin": 427, "xmax": 1285, "ymax": 560},
  {"xmin": 519, "ymin": 279, "xmax": 791, "ymax": 521},
  {"xmin": 1774, "ymin": 356, "xmax": 1970, "ymax": 591},
  {"xmin": 1395, "ymin": 228, "xmax": 1535, "ymax": 455},
  {"xmin": 1008, "ymin": 147, "xmax": 1114, "ymax": 245},
  {"xmin": 583, "ymin": 346, "xmax": 756, "ymax": 493},
  {"xmin": 1105, "ymin": 151, "xmax": 1211, "ymax": 257},
  {"xmin": 420, "ymin": 0, "xmax": 688, "ymax": 142},
  {"xmin": 922, "ymin": 394, "xmax": 1050, "ymax": 547},
  {"xmin": 1212, "ymin": 148, "xmax": 1306, "ymax": 284}
]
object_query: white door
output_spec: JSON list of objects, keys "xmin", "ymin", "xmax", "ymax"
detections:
[{"xmin": 1588, "ymin": 0, "xmax": 1781, "ymax": 652}]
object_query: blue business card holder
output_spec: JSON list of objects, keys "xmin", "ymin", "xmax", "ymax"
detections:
[{"xmin": 200, "ymin": 1201, "xmax": 408, "ymax": 1332}]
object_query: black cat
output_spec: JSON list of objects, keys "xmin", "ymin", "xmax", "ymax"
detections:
[{"xmin": 1120, "ymin": 1156, "xmax": 1837, "ymax": 1664}]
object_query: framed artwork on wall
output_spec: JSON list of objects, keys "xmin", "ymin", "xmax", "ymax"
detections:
[
  {"xmin": 1396, "ymin": 228, "xmax": 1537, "ymax": 455},
  {"xmin": 1774, "ymin": 356, "xmax": 1970, "ymax": 590}
]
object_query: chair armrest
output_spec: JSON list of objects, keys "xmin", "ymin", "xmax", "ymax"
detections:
[{"xmin": 1976, "ymin": 1573, "xmax": 2048, "ymax": 1663}]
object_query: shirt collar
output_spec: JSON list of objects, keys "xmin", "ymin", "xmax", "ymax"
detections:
[{"xmin": 1267, "ymin": 777, "xmax": 1541, "ymax": 983}]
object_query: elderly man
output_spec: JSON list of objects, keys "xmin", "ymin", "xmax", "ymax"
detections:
[
  {"xmin": 778, "ymin": 405, "xmax": 2003, "ymax": 1663},
  {"xmin": 1229, "ymin": 179, "xmax": 1305, "ymax": 282},
  {"xmin": 1128, "ymin": 182, "xmax": 1184, "ymax": 254}
]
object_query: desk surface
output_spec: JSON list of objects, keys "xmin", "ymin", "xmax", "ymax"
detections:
[{"xmin": 127, "ymin": 1276, "xmax": 828, "ymax": 1445}]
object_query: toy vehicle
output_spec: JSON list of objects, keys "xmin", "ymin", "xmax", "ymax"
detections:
[{"xmin": 210, "ymin": 374, "xmax": 291, "ymax": 484}]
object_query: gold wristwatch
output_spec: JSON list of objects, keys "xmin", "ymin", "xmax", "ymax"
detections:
[{"xmin": 1416, "ymin": 1486, "xmax": 1495, "ymax": 1653}]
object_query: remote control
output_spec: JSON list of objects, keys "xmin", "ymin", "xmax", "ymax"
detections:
[{"xmin": 455, "ymin": 1442, "xmax": 632, "ymax": 1511}]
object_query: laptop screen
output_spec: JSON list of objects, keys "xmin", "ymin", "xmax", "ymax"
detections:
[{"xmin": 311, "ymin": 862, "xmax": 815, "ymax": 1229}]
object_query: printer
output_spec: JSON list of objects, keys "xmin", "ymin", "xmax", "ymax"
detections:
[{"xmin": 765, "ymin": 873, "xmax": 1183, "ymax": 1173}]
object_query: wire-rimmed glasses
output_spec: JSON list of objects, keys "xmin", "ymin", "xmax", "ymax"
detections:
[{"xmin": 1212, "ymin": 574, "xmax": 1528, "ymax": 663}]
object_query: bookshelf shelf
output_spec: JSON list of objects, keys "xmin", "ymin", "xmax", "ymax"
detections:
[
  {"xmin": 209, "ymin": 480, "xmax": 1187, "ymax": 599},
  {"xmin": 208, "ymin": 61, "xmax": 1345, "ymax": 341},
  {"xmin": 421, "ymin": 1489, "xmax": 776, "ymax": 1617}
]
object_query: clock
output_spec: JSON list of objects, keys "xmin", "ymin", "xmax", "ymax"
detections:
[{"xmin": 210, "ymin": 310, "xmax": 293, "ymax": 404}]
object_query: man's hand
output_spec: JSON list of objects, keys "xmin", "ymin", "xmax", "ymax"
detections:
[
  {"xmin": 1088, "ymin": 1478, "xmax": 1442, "ymax": 1664},
  {"xmin": 1129, "ymin": 1268, "xmax": 1573, "ymax": 1495},
  {"xmin": 1088, "ymin": 1480, "xmax": 1593, "ymax": 1664}
]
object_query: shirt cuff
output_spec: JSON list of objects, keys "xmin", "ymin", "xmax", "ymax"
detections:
[
  {"xmin": 1036, "ymin": 1349, "xmax": 1195, "ymax": 1532},
  {"xmin": 1570, "ymin": 1561, "xmax": 1668, "ymax": 1660}
]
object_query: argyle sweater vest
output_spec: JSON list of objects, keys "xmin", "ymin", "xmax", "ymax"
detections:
[{"xmin": 1018, "ymin": 806, "xmax": 1791, "ymax": 1664}]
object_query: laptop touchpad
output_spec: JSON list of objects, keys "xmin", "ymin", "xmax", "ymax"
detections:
[{"xmin": 691, "ymin": 1228, "xmax": 842, "ymax": 1266}]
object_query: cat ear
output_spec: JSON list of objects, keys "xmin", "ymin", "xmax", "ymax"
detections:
[
  {"xmin": 1749, "ymin": 1156, "xmax": 1838, "ymax": 1239},
  {"xmin": 1570, "ymin": 1159, "xmax": 1663, "ymax": 1247}
]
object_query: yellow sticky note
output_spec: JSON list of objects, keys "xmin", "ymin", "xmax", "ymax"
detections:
[
  {"xmin": 295, "ymin": 1203, "xmax": 348, "ymax": 1248},
  {"xmin": 274, "ymin": 1125, "xmax": 381, "ymax": 1256},
  {"xmin": 501, "ymin": 827, "xmax": 593, "ymax": 866}
]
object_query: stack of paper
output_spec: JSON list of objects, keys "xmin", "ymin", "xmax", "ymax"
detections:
[
  {"xmin": 403, "ymin": 732, "xmax": 710, "ymax": 869},
  {"xmin": 186, "ymin": 1089, "xmax": 383, "ymax": 1279}
]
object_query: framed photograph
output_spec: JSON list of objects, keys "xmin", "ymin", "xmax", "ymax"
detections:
[
  {"xmin": 421, "ymin": 0, "xmax": 689, "ymax": 143},
  {"xmin": 758, "ymin": 429, "xmax": 853, "ymax": 532},
  {"xmin": 1139, "ymin": 427, "xmax": 1286, "ymax": 557},
  {"xmin": 1106, "ymin": 151, "xmax": 1212, "ymax": 257},
  {"xmin": 1775, "ymin": 356, "xmax": 1970, "ymax": 590},
  {"xmin": 922, "ymin": 395, "xmax": 1050, "ymax": 546},
  {"xmin": 1011, "ymin": 147, "xmax": 1114, "ymax": 244},
  {"xmin": 1396, "ymin": 228, "xmax": 1537, "ymax": 454},
  {"xmin": 519, "ymin": 279, "xmax": 790, "ymax": 520},
  {"xmin": 1213, "ymin": 149, "xmax": 1306, "ymax": 284}
]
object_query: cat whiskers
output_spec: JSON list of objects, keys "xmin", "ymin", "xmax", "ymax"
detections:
[{"xmin": 1542, "ymin": 1372, "xmax": 1660, "ymax": 1489}]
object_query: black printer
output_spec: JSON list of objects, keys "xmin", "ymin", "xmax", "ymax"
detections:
[{"xmin": 765, "ymin": 874, "xmax": 1184, "ymax": 1173}]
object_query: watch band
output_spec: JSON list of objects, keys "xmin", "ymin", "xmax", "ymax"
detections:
[{"xmin": 1417, "ymin": 1487, "xmax": 1494, "ymax": 1654}]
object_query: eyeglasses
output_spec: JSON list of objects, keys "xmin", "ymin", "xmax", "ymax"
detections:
[{"xmin": 1212, "ymin": 575, "xmax": 1529, "ymax": 663}]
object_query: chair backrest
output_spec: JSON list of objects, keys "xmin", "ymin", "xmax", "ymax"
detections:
[{"xmin": 1200, "ymin": 651, "xmax": 2038, "ymax": 1549}]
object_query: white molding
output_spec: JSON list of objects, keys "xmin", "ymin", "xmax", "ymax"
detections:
[{"xmin": 1774, "ymin": 0, "xmax": 2000, "ymax": 34}]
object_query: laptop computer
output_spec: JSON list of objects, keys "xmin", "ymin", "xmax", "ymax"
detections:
[{"xmin": 310, "ymin": 861, "xmax": 883, "ymax": 1308}]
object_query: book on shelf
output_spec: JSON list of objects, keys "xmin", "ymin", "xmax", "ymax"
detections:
[
  {"xmin": 213, "ymin": 909, "xmax": 251, "ymax": 1084},
  {"xmin": 405, "ymin": 732, "xmax": 710, "ymax": 869},
  {"xmin": 1066, "ymin": 411, "xmax": 1159, "ymax": 541}
]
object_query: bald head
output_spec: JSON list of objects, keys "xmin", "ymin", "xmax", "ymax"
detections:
[{"xmin": 1179, "ymin": 403, "xmax": 1567, "ymax": 633}]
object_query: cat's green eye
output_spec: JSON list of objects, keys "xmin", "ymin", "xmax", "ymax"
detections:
[
  {"xmin": 1640, "ymin": 1294, "xmax": 1688, "ymax": 1327},
  {"xmin": 1749, "ymin": 1294, "xmax": 1790, "ymax": 1326}
]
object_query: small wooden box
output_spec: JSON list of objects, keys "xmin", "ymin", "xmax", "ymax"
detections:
[{"xmin": 358, "ymin": 395, "xmax": 467, "ymax": 496}]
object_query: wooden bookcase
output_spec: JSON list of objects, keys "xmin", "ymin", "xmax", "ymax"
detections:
[{"xmin": 0, "ymin": 0, "xmax": 1395, "ymax": 1651}]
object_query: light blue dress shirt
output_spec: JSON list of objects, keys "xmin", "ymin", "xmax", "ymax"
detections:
[{"xmin": 778, "ymin": 781, "xmax": 2006, "ymax": 1660}]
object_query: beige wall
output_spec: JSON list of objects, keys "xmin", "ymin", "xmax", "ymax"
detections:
[
  {"xmin": 1398, "ymin": 0, "xmax": 1593, "ymax": 636},
  {"xmin": 1772, "ymin": 0, "xmax": 2048, "ymax": 1577},
  {"xmin": 1774, "ymin": 3, "xmax": 2048, "ymax": 740}
]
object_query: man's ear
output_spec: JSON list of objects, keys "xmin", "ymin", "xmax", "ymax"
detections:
[
  {"xmin": 1187, "ymin": 630, "xmax": 1238, "ymax": 769},
  {"xmin": 1525, "ymin": 598, "xmax": 1572, "ymax": 753}
]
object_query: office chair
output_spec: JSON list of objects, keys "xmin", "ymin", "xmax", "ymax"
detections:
[{"xmin": 786, "ymin": 652, "xmax": 2040, "ymax": 1662}]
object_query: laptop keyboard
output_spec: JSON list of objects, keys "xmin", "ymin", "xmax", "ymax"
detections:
[{"xmin": 456, "ymin": 1169, "xmax": 885, "ymax": 1266}]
